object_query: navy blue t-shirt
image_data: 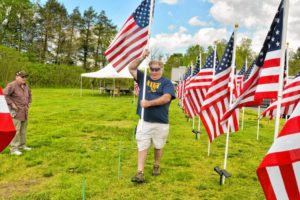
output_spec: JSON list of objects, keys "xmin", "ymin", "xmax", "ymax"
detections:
[{"xmin": 136, "ymin": 70, "xmax": 176, "ymax": 124}]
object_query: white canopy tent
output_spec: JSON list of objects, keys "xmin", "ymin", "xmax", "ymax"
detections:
[
  {"xmin": 80, "ymin": 64, "xmax": 133, "ymax": 96},
  {"xmin": 80, "ymin": 60, "xmax": 150, "ymax": 96}
]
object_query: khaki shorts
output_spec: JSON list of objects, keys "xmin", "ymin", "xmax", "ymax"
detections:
[{"xmin": 136, "ymin": 120, "xmax": 170, "ymax": 151}]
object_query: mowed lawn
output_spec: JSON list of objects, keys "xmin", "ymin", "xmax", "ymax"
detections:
[{"xmin": 0, "ymin": 88, "xmax": 281, "ymax": 199}]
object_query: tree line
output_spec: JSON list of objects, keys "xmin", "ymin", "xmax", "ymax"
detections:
[
  {"xmin": 163, "ymin": 39, "xmax": 300, "ymax": 79},
  {"xmin": 0, "ymin": 0, "xmax": 299, "ymax": 87},
  {"xmin": 0, "ymin": 0, "xmax": 117, "ymax": 70}
]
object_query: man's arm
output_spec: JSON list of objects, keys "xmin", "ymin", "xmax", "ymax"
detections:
[
  {"xmin": 140, "ymin": 93, "xmax": 172, "ymax": 108},
  {"xmin": 128, "ymin": 49, "xmax": 150, "ymax": 80},
  {"xmin": 3, "ymin": 84, "xmax": 18, "ymax": 110}
]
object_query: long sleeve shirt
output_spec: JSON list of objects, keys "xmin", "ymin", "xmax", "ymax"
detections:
[{"xmin": 4, "ymin": 81, "xmax": 32, "ymax": 121}]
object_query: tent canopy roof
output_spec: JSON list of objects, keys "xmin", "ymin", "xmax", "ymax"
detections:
[{"xmin": 81, "ymin": 64, "xmax": 133, "ymax": 79}]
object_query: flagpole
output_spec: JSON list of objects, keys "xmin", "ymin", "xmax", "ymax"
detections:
[
  {"xmin": 208, "ymin": 45, "xmax": 217, "ymax": 156},
  {"xmin": 222, "ymin": 24, "xmax": 238, "ymax": 185},
  {"xmin": 285, "ymin": 42, "xmax": 289, "ymax": 121},
  {"xmin": 256, "ymin": 106, "xmax": 261, "ymax": 140},
  {"xmin": 140, "ymin": 0, "xmax": 155, "ymax": 126},
  {"xmin": 274, "ymin": 0, "xmax": 289, "ymax": 140},
  {"xmin": 198, "ymin": 52, "xmax": 202, "ymax": 139}
]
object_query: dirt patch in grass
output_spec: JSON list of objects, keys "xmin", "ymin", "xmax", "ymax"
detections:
[{"xmin": 0, "ymin": 177, "xmax": 45, "ymax": 199}]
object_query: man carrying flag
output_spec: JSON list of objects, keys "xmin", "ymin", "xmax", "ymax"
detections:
[{"xmin": 128, "ymin": 49, "xmax": 175, "ymax": 183}]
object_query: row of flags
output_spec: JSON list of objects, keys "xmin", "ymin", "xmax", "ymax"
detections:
[{"xmin": 103, "ymin": 0, "xmax": 299, "ymax": 198}]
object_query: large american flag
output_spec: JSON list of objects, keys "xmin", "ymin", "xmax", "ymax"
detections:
[
  {"xmin": 261, "ymin": 72, "xmax": 300, "ymax": 119},
  {"xmin": 0, "ymin": 87, "xmax": 16, "ymax": 152},
  {"xmin": 200, "ymin": 32, "xmax": 239, "ymax": 142},
  {"xmin": 105, "ymin": 0, "xmax": 152, "ymax": 72},
  {"xmin": 254, "ymin": 1, "xmax": 284, "ymax": 100},
  {"xmin": 221, "ymin": 0, "xmax": 285, "ymax": 122},
  {"xmin": 185, "ymin": 51, "xmax": 219, "ymax": 115},
  {"xmin": 257, "ymin": 100, "xmax": 300, "ymax": 200}
]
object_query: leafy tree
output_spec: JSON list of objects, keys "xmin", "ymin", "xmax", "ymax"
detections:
[
  {"xmin": 65, "ymin": 7, "xmax": 82, "ymax": 65},
  {"xmin": 236, "ymin": 38, "xmax": 255, "ymax": 69},
  {"xmin": 289, "ymin": 47, "xmax": 300, "ymax": 76},
  {"xmin": 93, "ymin": 10, "xmax": 116, "ymax": 69},
  {"xmin": 79, "ymin": 7, "xmax": 97, "ymax": 69},
  {"xmin": 163, "ymin": 53, "xmax": 184, "ymax": 79}
]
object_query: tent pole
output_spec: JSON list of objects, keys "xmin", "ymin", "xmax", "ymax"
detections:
[
  {"xmin": 80, "ymin": 76, "xmax": 82, "ymax": 97},
  {"xmin": 113, "ymin": 78, "xmax": 115, "ymax": 98}
]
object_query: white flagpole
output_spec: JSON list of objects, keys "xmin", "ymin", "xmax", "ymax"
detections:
[
  {"xmin": 274, "ymin": 0, "xmax": 289, "ymax": 140},
  {"xmin": 285, "ymin": 42, "xmax": 289, "ymax": 121},
  {"xmin": 222, "ymin": 24, "xmax": 238, "ymax": 185},
  {"xmin": 140, "ymin": 0, "xmax": 155, "ymax": 127},
  {"xmin": 198, "ymin": 52, "xmax": 202, "ymax": 139},
  {"xmin": 192, "ymin": 117, "xmax": 195, "ymax": 130},
  {"xmin": 256, "ymin": 106, "xmax": 261, "ymax": 140},
  {"xmin": 208, "ymin": 45, "xmax": 217, "ymax": 156}
]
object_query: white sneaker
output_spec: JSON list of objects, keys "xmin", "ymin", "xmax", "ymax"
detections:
[
  {"xmin": 21, "ymin": 146, "xmax": 32, "ymax": 151},
  {"xmin": 11, "ymin": 150, "xmax": 22, "ymax": 156}
]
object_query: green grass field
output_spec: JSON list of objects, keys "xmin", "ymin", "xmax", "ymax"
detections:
[{"xmin": 0, "ymin": 88, "xmax": 281, "ymax": 199}]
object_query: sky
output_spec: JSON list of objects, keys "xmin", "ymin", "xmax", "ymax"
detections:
[{"xmin": 38, "ymin": 0, "xmax": 300, "ymax": 55}]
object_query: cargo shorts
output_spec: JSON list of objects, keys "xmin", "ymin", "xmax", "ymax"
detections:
[{"xmin": 136, "ymin": 120, "xmax": 170, "ymax": 151}]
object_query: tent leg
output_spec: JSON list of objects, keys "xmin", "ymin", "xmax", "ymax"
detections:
[{"xmin": 80, "ymin": 76, "xmax": 82, "ymax": 97}]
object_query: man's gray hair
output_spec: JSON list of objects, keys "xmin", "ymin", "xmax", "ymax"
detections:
[{"xmin": 149, "ymin": 60, "xmax": 163, "ymax": 68}]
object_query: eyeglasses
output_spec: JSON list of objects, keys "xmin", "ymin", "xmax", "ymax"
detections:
[
  {"xmin": 150, "ymin": 67, "xmax": 162, "ymax": 72},
  {"xmin": 21, "ymin": 76, "xmax": 27, "ymax": 78}
]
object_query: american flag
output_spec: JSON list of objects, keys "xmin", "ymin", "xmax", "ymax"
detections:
[
  {"xmin": 261, "ymin": 72, "xmax": 300, "ymax": 119},
  {"xmin": 254, "ymin": 0, "xmax": 284, "ymax": 100},
  {"xmin": 183, "ymin": 56, "xmax": 202, "ymax": 115},
  {"xmin": 244, "ymin": 62, "xmax": 255, "ymax": 81},
  {"xmin": 182, "ymin": 65, "xmax": 198, "ymax": 117},
  {"xmin": 200, "ymin": 32, "xmax": 239, "ymax": 142},
  {"xmin": 235, "ymin": 64, "xmax": 246, "ymax": 96},
  {"xmin": 221, "ymin": 0, "xmax": 285, "ymax": 122},
  {"xmin": 257, "ymin": 100, "xmax": 300, "ymax": 200},
  {"xmin": 0, "ymin": 87, "xmax": 16, "ymax": 152},
  {"xmin": 185, "ymin": 51, "xmax": 219, "ymax": 115},
  {"xmin": 105, "ymin": 0, "xmax": 153, "ymax": 72}
]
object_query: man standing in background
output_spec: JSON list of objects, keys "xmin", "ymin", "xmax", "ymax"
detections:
[{"xmin": 4, "ymin": 71, "xmax": 32, "ymax": 156}]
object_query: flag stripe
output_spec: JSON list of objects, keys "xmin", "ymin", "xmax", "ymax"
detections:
[
  {"xmin": 258, "ymin": 168, "xmax": 277, "ymax": 200},
  {"xmin": 266, "ymin": 166, "xmax": 289, "ymax": 200},
  {"xmin": 0, "ymin": 96, "xmax": 9, "ymax": 113},
  {"xmin": 112, "ymin": 40, "xmax": 148, "ymax": 72},
  {"xmin": 280, "ymin": 164, "xmax": 300, "ymax": 198},
  {"xmin": 106, "ymin": 28, "xmax": 148, "ymax": 61},
  {"xmin": 293, "ymin": 161, "xmax": 300, "ymax": 192}
]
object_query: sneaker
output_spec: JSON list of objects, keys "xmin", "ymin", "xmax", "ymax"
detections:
[
  {"xmin": 152, "ymin": 164, "xmax": 160, "ymax": 176},
  {"xmin": 11, "ymin": 150, "xmax": 22, "ymax": 156},
  {"xmin": 131, "ymin": 171, "xmax": 145, "ymax": 183},
  {"xmin": 20, "ymin": 146, "xmax": 32, "ymax": 151}
]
